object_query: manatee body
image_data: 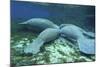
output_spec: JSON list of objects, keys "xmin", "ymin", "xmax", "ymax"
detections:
[
  {"xmin": 19, "ymin": 18, "xmax": 59, "ymax": 32},
  {"xmin": 60, "ymin": 24, "xmax": 84, "ymax": 40},
  {"xmin": 60, "ymin": 24, "xmax": 95, "ymax": 38},
  {"xmin": 24, "ymin": 28, "xmax": 60, "ymax": 54},
  {"xmin": 60, "ymin": 24, "xmax": 95, "ymax": 54}
]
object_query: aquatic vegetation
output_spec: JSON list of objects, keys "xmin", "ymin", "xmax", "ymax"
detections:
[{"xmin": 11, "ymin": 32, "xmax": 95, "ymax": 66}]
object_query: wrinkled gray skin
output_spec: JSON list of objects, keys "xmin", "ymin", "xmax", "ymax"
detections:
[
  {"xmin": 60, "ymin": 24, "xmax": 84, "ymax": 40},
  {"xmin": 60, "ymin": 24, "xmax": 95, "ymax": 38},
  {"xmin": 19, "ymin": 18, "xmax": 59, "ymax": 32},
  {"xmin": 24, "ymin": 28, "xmax": 60, "ymax": 54},
  {"xmin": 60, "ymin": 24, "xmax": 95, "ymax": 54}
]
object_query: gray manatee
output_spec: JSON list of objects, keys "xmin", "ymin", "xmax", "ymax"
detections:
[
  {"xmin": 60, "ymin": 24, "xmax": 84, "ymax": 40},
  {"xmin": 24, "ymin": 28, "xmax": 60, "ymax": 54},
  {"xmin": 19, "ymin": 18, "xmax": 59, "ymax": 32},
  {"xmin": 60, "ymin": 24, "xmax": 95, "ymax": 38},
  {"xmin": 78, "ymin": 37, "xmax": 95, "ymax": 54},
  {"xmin": 60, "ymin": 24, "xmax": 95, "ymax": 54}
]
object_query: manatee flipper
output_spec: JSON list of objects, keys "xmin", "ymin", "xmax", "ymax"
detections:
[
  {"xmin": 78, "ymin": 37, "xmax": 95, "ymax": 54},
  {"xmin": 74, "ymin": 25, "xmax": 95, "ymax": 38},
  {"xmin": 24, "ymin": 39, "xmax": 44, "ymax": 54},
  {"xmin": 82, "ymin": 31, "xmax": 95, "ymax": 38},
  {"xmin": 24, "ymin": 28, "xmax": 60, "ymax": 54}
]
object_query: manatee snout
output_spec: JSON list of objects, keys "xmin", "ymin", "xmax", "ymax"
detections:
[{"xmin": 19, "ymin": 18, "xmax": 59, "ymax": 32}]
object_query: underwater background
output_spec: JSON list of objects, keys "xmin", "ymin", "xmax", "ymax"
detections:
[{"xmin": 11, "ymin": 1, "xmax": 95, "ymax": 66}]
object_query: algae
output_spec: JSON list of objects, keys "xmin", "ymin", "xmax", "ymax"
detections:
[{"xmin": 11, "ymin": 32, "xmax": 95, "ymax": 66}]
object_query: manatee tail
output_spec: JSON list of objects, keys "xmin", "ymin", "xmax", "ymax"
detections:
[
  {"xmin": 24, "ymin": 38, "xmax": 44, "ymax": 54},
  {"xmin": 77, "ymin": 37, "xmax": 95, "ymax": 54}
]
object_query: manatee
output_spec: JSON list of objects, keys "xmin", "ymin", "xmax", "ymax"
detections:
[
  {"xmin": 78, "ymin": 37, "xmax": 95, "ymax": 54},
  {"xmin": 19, "ymin": 18, "xmax": 59, "ymax": 32},
  {"xmin": 60, "ymin": 25, "xmax": 95, "ymax": 54},
  {"xmin": 24, "ymin": 28, "xmax": 60, "ymax": 54},
  {"xmin": 83, "ymin": 31, "xmax": 95, "ymax": 39},
  {"xmin": 60, "ymin": 24, "xmax": 95, "ymax": 38},
  {"xmin": 60, "ymin": 24, "xmax": 84, "ymax": 40}
]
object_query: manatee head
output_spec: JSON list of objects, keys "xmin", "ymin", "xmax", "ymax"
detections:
[{"xmin": 19, "ymin": 18, "xmax": 59, "ymax": 32}]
